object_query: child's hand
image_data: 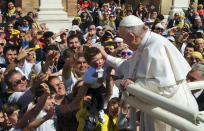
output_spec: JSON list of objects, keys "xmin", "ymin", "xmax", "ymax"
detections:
[{"xmin": 83, "ymin": 96, "xmax": 92, "ymax": 108}]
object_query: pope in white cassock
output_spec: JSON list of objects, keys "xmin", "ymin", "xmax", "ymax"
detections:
[{"xmin": 98, "ymin": 15, "xmax": 198, "ymax": 131}]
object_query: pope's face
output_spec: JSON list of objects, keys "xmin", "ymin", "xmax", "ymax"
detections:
[{"xmin": 119, "ymin": 27, "xmax": 141, "ymax": 51}]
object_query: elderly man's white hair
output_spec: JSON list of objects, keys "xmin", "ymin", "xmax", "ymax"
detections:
[
  {"xmin": 119, "ymin": 15, "xmax": 147, "ymax": 36},
  {"xmin": 192, "ymin": 64, "xmax": 204, "ymax": 79}
]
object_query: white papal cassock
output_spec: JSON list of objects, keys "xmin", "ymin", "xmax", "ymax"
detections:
[{"xmin": 106, "ymin": 30, "xmax": 198, "ymax": 131}]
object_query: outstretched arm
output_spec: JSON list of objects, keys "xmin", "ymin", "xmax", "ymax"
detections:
[
  {"xmin": 15, "ymin": 83, "xmax": 50, "ymax": 129},
  {"xmin": 22, "ymin": 106, "xmax": 54, "ymax": 131}
]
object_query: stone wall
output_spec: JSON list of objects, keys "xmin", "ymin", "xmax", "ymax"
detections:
[{"xmin": 21, "ymin": 0, "xmax": 39, "ymax": 15}]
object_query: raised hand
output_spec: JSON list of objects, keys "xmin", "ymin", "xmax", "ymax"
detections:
[
  {"xmin": 41, "ymin": 83, "xmax": 50, "ymax": 95},
  {"xmin": 17, "ymin": 46, "xmax": 29, "ymax": 61},
  {"xmin": 120, "ymin": 79, "xmax": 134, "ymax": 91}
]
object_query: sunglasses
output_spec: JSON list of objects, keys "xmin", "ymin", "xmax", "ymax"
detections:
[
  {"xmin": 121, "ymin": 51, "xmax": 132, "ymax": 56},
  {"xmin": 190, "ymin": 57, "xmax": 201, "ymax": 62},
  {"xmin": 14, "ymin": 76, "xmax": 26, "ymax": 85},
  {"xmin": 0, "ymin": 43, "xmax": 4, "ymax": 46}
]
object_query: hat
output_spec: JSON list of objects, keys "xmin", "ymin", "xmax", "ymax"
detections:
[
  {"xmin": 198, "ymin": 4, "xmax": 203, "ymax": 8},
  {"xmin": 155, "ymin": 23, "xmax": 164, "ymax": 29},
  {"xmin": 122, "ymin": 48, "xmax": 133, "ymax": 53},
  {"xmin": 120, "ymin": 15, "xmax": 144, "ymax": 27},
  {"xmin": 195, "ymin": 38, "xmax": 204, "ymax": 43},
  {"xmin": 116, "ymin": 6, "xmax": 122, "ymax": 10},
  {"xmin": 166, "ymin": 36, "xmax": 175, "ymax": 42},
  {"xmin": 114, "ymin": 37, "xmax": 123, "ymax": 42},
  {"xmin": 96, "ymin": 26, "xmax": 103, "ymax": 30},
  {"xmin": 74, "ymin": 17, "xmax": 81, "ymax": 21},
  {"xmin": 195, "ymin": 16, "xmax": 201, "ymax": 20},
  {"xmin": 70, "ymin": 25, "xmax": 80, "ymax": 31},
  {"xmin": 103, "ymin": 25, "xmax": 113, "ymax": 31},
  {"xmin": 190, "ymin": 51, "xmax": 203, "ymax": 59}
]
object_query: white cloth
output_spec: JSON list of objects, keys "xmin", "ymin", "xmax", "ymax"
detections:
[
  {"xmin": 106, "ymin": 30, "xmax": 198, "ymax": 131},
  {"xmin": 9, "ymin": 127, "xmax": 21, "ymax": 131},
  {"xmin": 34, "ymin": 110, "xmax": 55, "ymax": 131},
  {"xmin": 17, "ymin": 60, "xmax": 34, "ymax": 80},
  {"xmin": 63, "ymin": 71, "xmax": 78, "ymax": 95}
]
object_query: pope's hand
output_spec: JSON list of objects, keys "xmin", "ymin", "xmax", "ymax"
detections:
[
  {"xmin": 120, "ymin": 79, "xmax": 134, "ymax": 91},
  {"xmin": 92, "ymin": 45, "xmax": 108, "ymax": 59}
]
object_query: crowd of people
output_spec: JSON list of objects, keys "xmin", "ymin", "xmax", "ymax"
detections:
[{"xmin": 0, "ymin": 0, "xmax": 203, "ymax": 131}]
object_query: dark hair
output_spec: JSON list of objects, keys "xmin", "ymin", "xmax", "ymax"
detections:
[
  {"xmin": 35, "ymin": 83, "xmax": 56, "ymax": 98},
  {"xmin": 43, "ymin": 31, "xmax": 54, "ymax": 39},
  {"xmin": 67, "ymin": 34, "xmax": 81, "ymax": 44},
  {"xmin": 186, "ymin": 43, "xmax": 195, "ymax": 49},
  {"xmin": 60, "ymin": 33, "xmax": 67, "ymax": 37},
  {"xmin": 88, "ymin": 23, "xmax": 96, "ymax": 29},
  {"xmin": 84, "ymin": 47, "xmax": 100, "ymax": 63},
  {"xmin": 157, "ymin": 14, "xmax": 164, "ymax": 20},
  {"xmin": 45, "ymin": 45, "xmax": 59, "ymax": 52},
  {"xmin": 8, "ymin": 0, "xmax": 15, "ymax": 5},
  {"xmin": 72, "ymin": 19, "xmax": 80, "ymax": 25},
  {"xmin": 4, "ymin": 70, "xmax": 20, "ymax": 87},
  {"xmin": 47, "ymin": 76, "xmax": 58, "ymax": 85},
  {"xmin": 27, "ymin": 12, "xmax": 34, "ymax": 17},
  {"xmin": 3, "ymin": 103, "xmax": 20, "ymax": 116},
  {"xmin": 3, "ymin": 44, "xmax": 18, "ymax": 56},
  {"xmin": 106, "ymin": 97, "xmax": 121, "ymax": 113},
  {"xmin": 20, "ymin": 31, "xmax": 26, "ymax": 34},
  {"xmin": 23, "ymin": 16, "xmax": 34, "ymax": 23}
]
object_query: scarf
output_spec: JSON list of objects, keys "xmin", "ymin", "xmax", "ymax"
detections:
[
  {"xmin": 72, "ymin": 68, "xmax": 82, "ymax": 81},
  {"xmin": 8, "ymin": 7, "xmax": 15, "ymax": 17}
]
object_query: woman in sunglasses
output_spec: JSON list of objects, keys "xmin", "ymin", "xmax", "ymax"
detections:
[
  {"xmin": 121, "ymin": 48, "xmax": 133, "ymax": 59},
  {"xmin": 188, "ymin": 51, "xmax": 203, "ymax": 66}
]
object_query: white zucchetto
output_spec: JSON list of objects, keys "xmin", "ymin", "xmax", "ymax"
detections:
[{"xmin": 119, "ymin": 15, "xmax": 144, "ymax": 27}]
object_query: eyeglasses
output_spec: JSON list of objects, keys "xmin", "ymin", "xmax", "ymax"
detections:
[
  {"xmin": 104, "ymin": 14, "xmax": 109, "ymax": 16},
  {"xmin": 8, "ymin": 26, "xmax": 13, "ymax": 28},
  {"xmin": 13, "ymin": 76, "xmax": 26, "ymax": 85},
  {"xmin": 121, "ymin": 52, "xmax": 132, "ymax": 56},
  {"xmin": 55, "ymin": 82, "xmax": 64, "ymax": 87},
  {"xmin": 190, "ymin": 57, "xmax": 201, "ymax": 62}
]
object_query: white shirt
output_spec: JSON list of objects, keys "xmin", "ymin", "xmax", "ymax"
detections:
[
  {"xmin": 63, "ymin": 71, "xmax": 78, "ymax": 95},
  {"xmin": 35, "ymin": 110, "xmax": 56, "ymax": 131}
]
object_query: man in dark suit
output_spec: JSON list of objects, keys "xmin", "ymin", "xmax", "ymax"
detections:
[
  {"xmin": 187, "ymin": 64, "xmax": 204, "ymax": 111},
  {"xmin": 167, "ymin": 13, "xmax": 180, "ymax": 29}
]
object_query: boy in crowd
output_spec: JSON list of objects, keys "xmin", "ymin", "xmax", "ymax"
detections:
[{"xmin": 83, "ymin": 47, "xmax": 106, "ymax": 123}]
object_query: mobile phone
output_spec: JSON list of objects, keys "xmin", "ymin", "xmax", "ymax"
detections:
[{"xmin": 41, "ymin": 62, "xmax": 46, "ymax": 73}]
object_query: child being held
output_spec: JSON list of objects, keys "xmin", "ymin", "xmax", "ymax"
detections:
[{"xmin": 83, "ymin": 47, "xmax": 106, "ymax": 123}]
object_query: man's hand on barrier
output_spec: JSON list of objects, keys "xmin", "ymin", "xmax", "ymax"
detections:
[{"xmin": 120, "ymin": 79, "xmax": 134, "ymax": 91}]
